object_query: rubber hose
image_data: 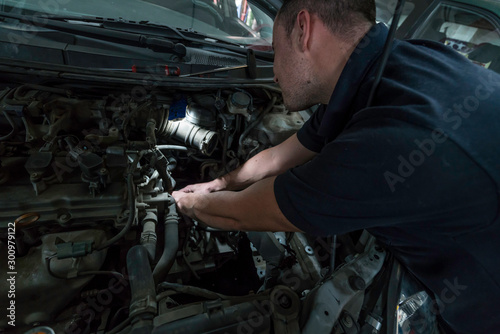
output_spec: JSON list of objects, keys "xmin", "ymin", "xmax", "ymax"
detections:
[
  {"xmin": 127, "ymin": 245, "xmax": 156, "ymax": 333},
  {"xmin": 152, "ymin": 202, "xmax": 179, "ymax": 284},
  {"xmin": 238, "ymin": 96, "xmax": 276, "ymax": 151}
]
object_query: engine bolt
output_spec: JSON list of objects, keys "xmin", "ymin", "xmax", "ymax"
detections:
[
  {"xmin": 305, "ymin": 246, "xmax": 314, "ymax": 255},
  {"xmin": 341, "ymin": 315, "xmax": 353, "ymax": 328},
  {"xmin": 348, "ymin": 275, "xmax": 366, "ymax": 291}
]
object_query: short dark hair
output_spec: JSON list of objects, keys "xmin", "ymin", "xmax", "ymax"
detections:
[{"xmin": 276, "ymin": 0, "xmax": 376, "ymax": 38}]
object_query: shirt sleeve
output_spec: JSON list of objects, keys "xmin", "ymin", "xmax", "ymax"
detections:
[
  {"xmin": 274, "ymin": 117, "xmax": 496, "ymax": 236},
  {"xmin": 296, "ymin": 105, "xmax": 327, "ymax": 153}
]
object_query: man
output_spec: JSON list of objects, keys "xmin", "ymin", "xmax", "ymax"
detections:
[{"xmin": 173, "ymin": 0, "xmax": 500, "ymax": 333}]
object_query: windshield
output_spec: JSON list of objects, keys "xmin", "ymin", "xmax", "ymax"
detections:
[{"xmin": 0, "ymin": 0, "xmax": 274, "ymax": 48}]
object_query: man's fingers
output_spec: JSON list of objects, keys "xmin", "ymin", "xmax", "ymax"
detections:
[
  {"xmin": 176, "ymin": 180, "xmax": 220, "ymax": 195},
  {"xmin": 176, "ymin": 185, "xmax": 195, "ymax": 193},
  {"xmin": 185, "ymin": 184, "xmax": 210, "ymax": 194}
]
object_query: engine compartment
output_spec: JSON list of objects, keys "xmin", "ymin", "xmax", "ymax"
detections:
[{"xmin": 0, "ymin": 83, "xmax": 386, "ymax": 334}]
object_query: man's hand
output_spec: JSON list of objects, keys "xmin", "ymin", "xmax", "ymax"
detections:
[
  {"xmin": 172, "ymin": 177, "xmax": 301, "ymax": 232},
  {"xmin": 172, "ymin": 190, "xmax": 198, "ymax": 218},
  {"xmin": 176, "ymin": 178, "xmax": 226, "ymax": 194},
  {"xmin": 170, "ymin": 134, "xmax": 314, "ymax": 231}
]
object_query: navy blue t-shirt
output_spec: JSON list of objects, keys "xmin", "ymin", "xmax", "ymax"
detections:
[{"xmin": 274, "ymin": 24, "xmax": 500, "ymax": 333}]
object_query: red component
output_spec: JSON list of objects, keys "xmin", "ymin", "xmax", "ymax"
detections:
[
  {"xmin": 132, "ymin": 64, "xmax": 179, "ymax": 76},
  {"xmin": 165, "ymin": 65, "xmax": 180, "ymax": 76}
]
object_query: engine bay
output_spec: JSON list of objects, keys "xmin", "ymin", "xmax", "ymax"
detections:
[{"xmin": 0, "ymin": 83, "xmax": 387, "ymax": 334}]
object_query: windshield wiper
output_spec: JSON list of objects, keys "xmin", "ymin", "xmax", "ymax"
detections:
[
  {"xmin": 98, "ymin": 18, "xmax": 250, "ymax": 52},
  {"xmin": 103, "ymin": 19, "xmax": 249, "ymax": 52},
  {"xmin": 0, "ymin": 12, "xmax": 187, "ymax": 58},
  {"xmin": 37, "ymin": 13, "xmax": 272, "ymax": 59}
]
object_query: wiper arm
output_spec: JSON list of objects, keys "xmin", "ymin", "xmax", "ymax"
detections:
[
  {"xmin": 78, "ymin": 16, "xmax": 268, "ymax": 58},
  {"xmin": 41, "ymin": 14, "xmax": 188, "ymax": 39},
  {"xmin": 0, "ymin": 12, "xmax": 187, "ymax": 58},
  {"xmin": 107, "ymin": 19, "xmax": 249, "ymax": 52}
]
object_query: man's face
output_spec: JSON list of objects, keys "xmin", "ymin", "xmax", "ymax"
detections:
[{"xmin": 272, "ymin": 20, "xmax": 317, "ymax": 112}]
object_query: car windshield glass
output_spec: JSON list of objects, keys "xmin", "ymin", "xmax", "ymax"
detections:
[
  {"xmin": 0, "ymin": 0, "xmax": 274, "ymax": 50},
  {"xmin": 376, "ymin": 0, "xmax": 415, "ymax": 28},
  {"xmin": 414, "ymin": 3, "xmax": 500, "ymax": 73}
]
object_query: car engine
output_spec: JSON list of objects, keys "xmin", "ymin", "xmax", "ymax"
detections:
[{"xmin": 0, "ymin": 83, "xmax": 387, "ymax": 334}]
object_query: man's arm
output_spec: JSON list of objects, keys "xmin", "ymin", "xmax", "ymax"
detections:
[
  {"xmin": 177, "ymin": 133, "xmax": 317, "ymax": 193},
  {"xmin": 173, "ymin": 176, "xmax": 302, "ymax": 232},
  {"xmin": 172, "ymin": 133, "xmax": 316, "ymax": 231}
]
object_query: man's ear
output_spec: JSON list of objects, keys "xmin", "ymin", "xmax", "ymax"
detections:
[{"xmin": 294, "ymin": 10, "xmax": 312, "ymax": 53}]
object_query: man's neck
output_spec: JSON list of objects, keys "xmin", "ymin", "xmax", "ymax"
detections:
[{"xmin": 314, "ymin": 23, "xmax": 374, "ymax": 104}]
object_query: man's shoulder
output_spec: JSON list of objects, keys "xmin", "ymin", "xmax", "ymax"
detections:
[
  {"xmin": 393, "ymin": 38, "xmax": 466, "ymax": 62},
  {"xmin": 387, "ymin": 37, "xmax": 494, "ymax": 83}
]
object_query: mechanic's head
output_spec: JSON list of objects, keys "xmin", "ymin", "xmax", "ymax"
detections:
[
  {"xmin": 277, "ymin": 0, "xmax": 376, "ymax": 39},
  {"xmin": 273, "ymin": 0, "xmax": 375, "ymax": 111}
]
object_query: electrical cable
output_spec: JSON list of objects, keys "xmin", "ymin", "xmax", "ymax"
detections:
[
  {"xmin": 182, "ymin": 241, "xmax": 201, "ymax": 280},
  {"xmin": 45, "ymin": 255, "xmax": 66, "ymax": 280},
  {"xmin": 95, "ymin": 173, "xmax": 136, "ymax": 251},
  {"xmin": 366, "ymin": 0, "xmax": 406, "ymax": 108},
  {"xmin": 46, "ymin": 255, "xmax": 124, "ymax": 280},
  {"xmin": 105, "ymin": 317, "xmax": 131, "ymax": 334}
]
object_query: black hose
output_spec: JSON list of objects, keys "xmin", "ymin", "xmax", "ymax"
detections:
[
  {"xmin": 0, "ymin": 110, "xmax": 17, "ymax": 141},
  {"xmin": 96, "ymin": 173, "xmax": 136, "ymax": 251},
  {"xmin": 157, "ymin": 282, "xmax": 243, "ymax": 301},
  {"xmin": 238, "ymin": 96, "xmax": 276, "ymax": 152},
  {"xmin": 140, "ymin": 211, "xmax": 158, "ymax": 263},
  {"xmin": 366, "ymin": 0, "xmax": 406, "ymax": 108},
  {"xmin": 126, "ymin": 245, "xmax": 156, "ymax": 333},
  {"xmin": 166, "ymin": 154, "xmax": 177, "ymax": 172},
  {"xmin": 152, "ymin": 202, "xmax": 179, "ymax": 284},
  {"xmin": 154, "ymin": 149, "xmax": 176, "ymax": 192}
]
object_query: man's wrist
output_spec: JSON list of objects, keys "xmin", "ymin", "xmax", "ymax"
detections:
[
  {"xmin": 175, "ymin": 191, "xmax": 200, "ymax": 219},
  {"xmin": 215, "ymin": 175, "xmax": 230, "ymax": 191}
]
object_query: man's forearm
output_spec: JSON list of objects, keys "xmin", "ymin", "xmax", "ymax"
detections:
[
  {"xmin": 217, "ymin": 133, "xmax": 317, "ymax": 191},
  {"xmin": 174, "ymin": 177, "xmax": 302, "ymax": 232},
  {"xmin": 176, "ymin": 191, "xmax": 243, "ymax": 230},
  {"xmin": 218, "ymin": 147, "xmax": 284, "ymax": 191},
  {"xmin": 176, "ymin": 134, "xmax": 316, "ymax": 196}
]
